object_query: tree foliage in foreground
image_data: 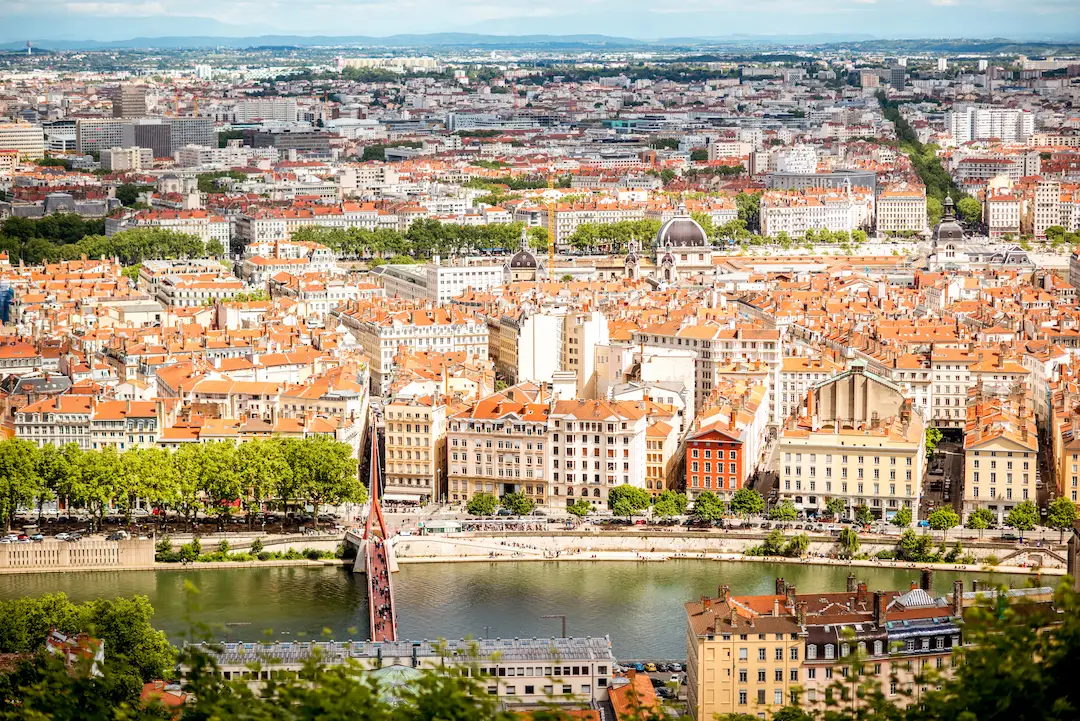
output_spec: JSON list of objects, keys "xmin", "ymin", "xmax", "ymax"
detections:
[{"xmin": 5, "ymin": 582, "xmax": 1080, "ymax": 721}]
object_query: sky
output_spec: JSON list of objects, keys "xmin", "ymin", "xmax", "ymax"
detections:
[{"xmin": 1, "ymin": 0, "xmax": 1079, "ymax": 43}]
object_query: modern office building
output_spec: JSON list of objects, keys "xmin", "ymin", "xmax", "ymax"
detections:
[
  {"xmin": 110, "ymin": 84, "xmax": 148, "ymax": 118},
  {"xmin": 0, "ymin": 122, "xmax": 45, "ymax": 161},
  {"xmin": 889, "ymin": 66, "xmax": 906, "ymax": 91}
]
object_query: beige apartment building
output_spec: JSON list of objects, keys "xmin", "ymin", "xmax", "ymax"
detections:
[
  {"xmin": 963, "ymin": 390, "xmax": 1038, "ymax": 525},
  {"xmin": 383, "ymin": 395, "xmax": 447, "ymax": 504},
  {"xmin": 778, "ymin": 362, "xmax": 924, "ymax": 521},
  {"xmin": 446, "ymin": 390, "xmax": 551, "ymax": 505}
]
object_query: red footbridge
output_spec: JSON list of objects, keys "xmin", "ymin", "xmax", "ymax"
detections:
[{"xmin": 346, "ymin": 422, "xmax": 398, "ymax": 643}]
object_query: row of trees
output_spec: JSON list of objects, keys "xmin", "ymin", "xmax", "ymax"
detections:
[
  {"xmin": 292, "ymin": 221, "xmax": 550, "ymax": 261},
  {"xmin": 0, "ymin": 436, "xmax": 365, "ymax": 533},
  {"xmin": 0, "ymin": 226, "xmax": 224, "ymax": 267}
]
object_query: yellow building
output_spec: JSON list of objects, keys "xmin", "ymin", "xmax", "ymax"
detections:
[
  {"xmin": 383, "ymin": 395, "xmax": 447, "ymax": 504},
  {"xmin": 686, "ymin": 585, "xmax": 803, "ymax": 720},
  {"xmin": 963, "ymin": 389, "xmax": 1038, "ymax": 525}
]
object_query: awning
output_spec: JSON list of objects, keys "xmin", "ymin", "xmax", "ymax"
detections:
[{"xmin": 381, "ymin": 493, "xmax": 424, "ymax": 502}]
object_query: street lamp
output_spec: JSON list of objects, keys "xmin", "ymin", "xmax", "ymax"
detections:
[{"xmin": 541, "ymin": 614, "xmax": 567, "ymax": 638}]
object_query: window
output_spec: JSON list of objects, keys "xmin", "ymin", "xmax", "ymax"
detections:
[
  {"xmin": 757, "ymin": 690, "xmax": 766, "ymax": 704},
  {"xmin": 775, "ymin": 647, "xmax": 783, "ymax": 661},
  {"xmin": 739, "ymin": 670, "xmax": 748, "ymax": 683},
  {"xmin": 790, "ymin": 647, "xmax": 799, "ymax": 660},
  {"xmin": 758, "ymin": 648, "xmax": 766, "ymax": 661},
  {"xmin": 739, "ymin": 691, "xmax": 748, "ymax": 705},
  {"xmin": 774, "ymin": 668, "xmax": 783, "ymax": 682},
  {"xmin": 739, "ymin": 648, "xmax": 748, "ymax": 661},
  {"xmin": 807, "ymin": 645, "xmax": 817, "ymax": 660},
  {"xmin": 790, "ymin": 669, "xmax": 798, "ymax": 682},
  {"xmin": 807, "ymin": 668, "xmax": 816, "ymax": 680},
  {"xmin": 825, "ymin": 644, "xmax": 835, "ymax": 659},
  {"xmin": 775, "ymin": 690, "xmax": 783, "ymax": 705},
  {"xmin": 758, "ymin": 669, "xmax": 766, "ymax": 683}
]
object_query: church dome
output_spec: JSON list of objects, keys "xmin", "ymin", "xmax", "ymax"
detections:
[
  {"xmin": 933, "ymin": 195, "xmax": 965, "ymax": 243},
  {"xmin": 508, "ymin": 248, "xmax": 538, "ymax": 269},
  {"xmin": 655, "ymin": 207, "xmax": 709, "ymax": 248}
]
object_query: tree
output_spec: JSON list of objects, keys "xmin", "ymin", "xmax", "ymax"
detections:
[
  {"xmin": 652, "ymin": 490, "xmax": 687, "ymax": 517},
  {"xmin": 206, "ymin": 239, "xmax": 226, "ymax": 257},
  {"xmin": 925, "ymin": 427, "xmax": 944, "ymax": 459},
  {"xmin": 891, "ymin": 506, "xmax": 913, "ymax": 527},
  {"xmin": 898, "ymin": 528, "xmax": 934, "ymax": 562},
  {"xmin": 837, "ymin": 527, "xmax": 860, "ymax": 558},
  {"xmin": 236, "ymin": 439, "xmax": 291, "ymax": 528},
  {"xmin": 282, "ymin": 437, "xmax": 363, "ymax": 530},
  {"xmin": 1005, "ymin": 500, "xmax": 1038, "ymax": 542},
  {"xmin": 784, "ymin": 533, "xmax": 810, "ymax": 557},
  {"xmin": 1047, "ymin": 497, "xmax": 1079, "ymax": 543},
  {"xmin": 0, "ymin": 439, "xmax": 43, "ymax": 531},
  {"xmin": 927, "ymin": 196, "xmax": 943, "ymax": 227},
  {"xmin": 500, "ymin": 492, "xmax": 534, "ymax": 516},
  {"xmin": 729, "ymin": 488, "xmax": 765, "ymax": 517},
  {"xmin": 692, "ymin": 491, "xmax": 725, "ymax": 521},
  {"xmin": 927, "ymin": 507, "xmax": 960, "ymax": 539},
  {"xmin": 567, "ymin": 499, "xmax": 592, "ymax": 518},
  {"xmin": 854, "ymin": 504, "xmax": 874, "ymax": 527},
  {"xmin": 965, "ymin": 507, "xmax": 995, "ymax": 538},
  {"xmin": 607, "ymin": 484, "xmax": 651, "ymax": 514},
  {"xmin": 957, "ymin": 196, "xmax": 983, "ymax": 225},
  {"xmin": 466, "ymin": 492, "xmax": 498, "ymax": 516},
  {"xmin": 689, "ymin": 148, "xmax": 709, "ymax": 162},
  {"xmin": 825, "ymin": 497, "xmax": 847, "ymax": 520},
  {"xmin": 115, "ymin": 183, "xmax": 152, "ymax": 207},
  {"xmin": 769, "ymin": 500, "xmax": 797, "ymax": 521}
]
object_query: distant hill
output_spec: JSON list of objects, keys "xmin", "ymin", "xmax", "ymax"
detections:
[{"xmin": 2, "ymin": 33, "xmax": 1078, "ymax": 53}]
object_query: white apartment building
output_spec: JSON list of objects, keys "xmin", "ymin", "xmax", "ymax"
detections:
[
  {"xmin": 562, "ymin": 310, "xmax": 609, "ymax": 398},
  {"xmin": 547, "ymin": 399, "xmax": 648, "ymax": 509},
  {"xmin": 522, "ymin": 202, "xmax": 644, "ymax": 248},
  {"xmin": 760, "ymin": 190, "xmax": 873, "ymax": 238},
  {"xmin": 100, "ymin": 146, "xmax": 151, "ymax": 171},
  {"xmin": 876, "ymin": 188, "xmax": 928, "ymax": 234},
  {"xmin": 175, "ymin": 144, "xmax": 279, "ymax": 168},
  {"xmin": 155, "ymin": 275, "xmax": 245, "ymax": 307},
  {"xmin": 947, "ymin": 107, "xmax": 1034, "ymax": 144},
  {"xmin": 497, "ymin": 310, "xmax": 564, "ymax": 386},
  {"xmin": 984, "ymin": 192, "xmax": 1022, "ymax": 238},
  {"xmin": 374, "ymin": 260, "xmax": 504, "ymax": 304},
  {"xmin": 930, "ymin": 349, "xmax": 975, "ymax": 430},
  {"xmin": 336, "ymin": 307, "xmax": 489, "ymax": 395},
  {"xmin": 1033, "ymin": 180, "xmax": 1061, "ymax": 239},
  {"xmin": 779, "ymin": 356, "xmax": 842, "ymax": 422},
  {"xmin": 233, "ymin": 98, "xmax": 298, "ymax": 123},
  {"xmin": 15, "ymin": 395, "xmax": 93, "ymax": 450},
  {"xmin": 0, "ymin": 122, "xmax": 45, "ymax": 161},
  {"xmin": 776, "ymin": 145, "xmax": 818, "ymax": 174},
  {"xmin": 633, "ymin": 323, "xmax": 782, "ymax": 420},
  {"xmin": 110, "ymin": 210, "xmax": 231, "ymax": 246}
]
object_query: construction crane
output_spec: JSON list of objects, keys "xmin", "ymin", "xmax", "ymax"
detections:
[{"xmin": 546, "ymin": 174, "xmax": 556, "ymax": 279}]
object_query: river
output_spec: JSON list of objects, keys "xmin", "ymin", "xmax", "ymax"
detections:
[{"xmin": 0, "ymin": 561, "xmax": 998, "ymax": 659}]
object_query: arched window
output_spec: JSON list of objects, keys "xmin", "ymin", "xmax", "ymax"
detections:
[
  {"xmin": 873, "ymin": 640, "xmax": 883, "ymax": 656},
  {"xmin": 807, "ymin": 645, "xmax": 817, "ymax": 660},
  {"xmin": 825, "ymin": 644, "xmax": 835, "ymax": 660}
]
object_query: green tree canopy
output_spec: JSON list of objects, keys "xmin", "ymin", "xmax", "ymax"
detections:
[
  {"xmin": 1047, "ymin": 497, "xmax": 1079, "ymax": 542},
  {"xmin": 891, "ymin": 506, "xmax": 913, "ymax": 527},
  {"xmin": 854, "ymin": 504, "xmax": 874, "ymax": 526},
  {"xmin": 652, "ymin": 490, "xmax": 688, "ymax": 517},
  {"xmin": 768, "ymin": 500, "xmax": 797, "ymax": 521},
  {"xmin": 927, "ymin": 507, "xmax": 960, "ymax": 538},
  {"xmin": 965, "ymin": 507, "xmax": 996, "ymax": 537},
  {"xmin": 567, "ymin": 499, "xmax": 592, "ymax": 518},
  {"xmin": 692, "ymin": 491, "xmax": 725, "ymax": 521},
  {"xmin": 500, "ymin": 492, "xmax": 534, "ymax": 516},
  {"xmin": 825, "ymin": 497, "xmax": 847, "ymax": 520},
  {"xmin": 729, "ymin": 488, "xmax": 765, "ymax": 516},
  {"xmin": 837, "ymin": 527, "xmax": 860, "ymax": 558},
  {"xmin": 1005, "ymin": 500, "xmax": 1039, "ymax": 541},
  {"xmin": 607, "ymin": 485, "xmax": 651, "ymax": 513},
  {"xmin": 466, "ymin": 492, "xmax": 498, "ymax": 516}
]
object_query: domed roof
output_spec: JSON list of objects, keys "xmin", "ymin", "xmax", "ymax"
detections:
[
  {"xmin": 655, "ymin": 207, "xmax": 709, "ymax": 248},
  {"xmin": 934, "ymin": 196, "xmax": 965, "ymax": 243},
  {"xmin": 508, "ymin": 249, "xmax": 538, "ymax": 269}
]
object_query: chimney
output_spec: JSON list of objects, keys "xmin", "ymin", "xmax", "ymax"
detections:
[
  {"xmin": 846, "ymin": 572, "xmax": 858, "ymax": 593},
  {"xmin": 857, "ymin": 582, "xmax": 868, "ymax": 604},
  {"xmin": 796, "ymin": 601, "xmax": 807, "ymax": 627},
  {"xmin": 775, "ymin": 577, "xmax": 786, "ymax": 596},
  {"xmin": 920, "ymin": 568, "xmax": 933, "ymax": 592},
  {"xmin": 910, "ymin": 581, "xmax": 919, "ymax": 591},
  {"xmin": 951, "ymin": 579, "xmax": 964, "ymax": 617},
  {"xmin": 702, "ymin": 595, "xmax": 712, "ymax": 610},
  {"xmin": 773, "ymin": 598, "xmax": 780, "ymax": 616},
  {"xmin": 785, "ymin": 584, "xmax": 796, "ymax": 609},
  {"xmin": 729, "ymin": 607, "xmax": 738, "ymax": 628},
  {"xmin": 718, "ymin": 585, "xmax": 730, "ymax": 603},
  {"xmin": 873, "ymin": 591, "xmax": 887, "ymax": 627}
]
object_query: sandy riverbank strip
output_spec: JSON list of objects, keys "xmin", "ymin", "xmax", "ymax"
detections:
[
  {"xmin": 394, "ymin": 549, "xmax": 1062, "ymax": 577},
  {"xmin": 0, "ymin": 559, "xmax": 350, "ymax": 575}
]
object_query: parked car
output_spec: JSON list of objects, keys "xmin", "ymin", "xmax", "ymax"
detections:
[
  {"xmin": 633, "ymin": 663, "xmax": 645, "ymax": 672},
  {"xmin": 30, "ymin": 534, "xmax": 44, "ymax": 542},
  {"xmin": 54, "ymin": 532, "xmax": 70, "ymax": 541},
  {"xmin": 669, "ymin": 674, "xmax": 681, "ymax": 684},
  {"xmin": 644, "ymin": 662, "xmax": 657, "ymax": 672},
  {"xmin": 669, "ymin": 663, "xmax": 682, "ymax": 672}
]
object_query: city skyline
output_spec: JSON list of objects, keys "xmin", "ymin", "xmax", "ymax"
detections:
[{"xmin": 2, "ymin": 0, "xmax": 1079, "ymax": 45}]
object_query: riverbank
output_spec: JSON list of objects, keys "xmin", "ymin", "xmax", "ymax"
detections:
[
  {"xmin": 0, "ymin": 558, "xmax": 350, "ymax": 575},
  {"xmin": 394, "ymin": 548, "xmax": 1061, "ymax": 577}
]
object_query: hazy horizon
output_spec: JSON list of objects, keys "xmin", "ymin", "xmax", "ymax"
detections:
[{"xmin": 1, "ymin": 0, "xmax": 1078, "ymax": 45}]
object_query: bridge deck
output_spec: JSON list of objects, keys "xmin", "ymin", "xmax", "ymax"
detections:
[{"xmin": 361, "ymin": 423, "xmax": 398, "ymax": 642}]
